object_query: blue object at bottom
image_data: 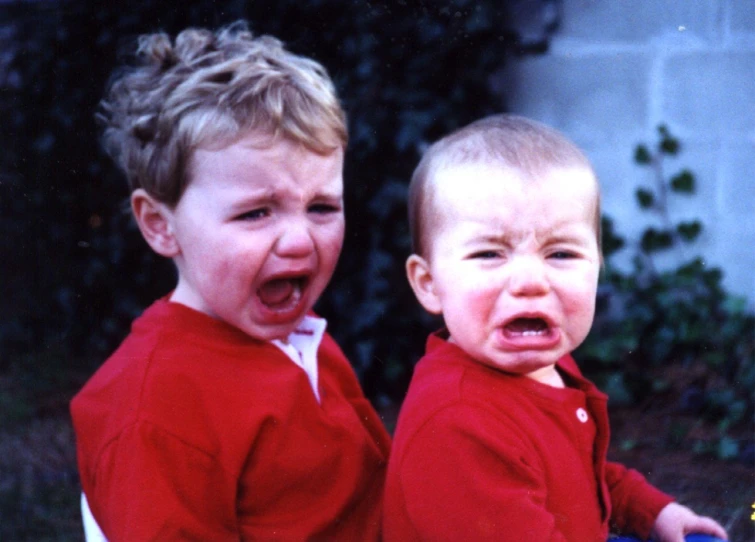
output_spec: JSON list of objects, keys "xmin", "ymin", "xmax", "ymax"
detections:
[{"xmin": 611, "ymin": 535, "xmax": 726, "ymax": 542}]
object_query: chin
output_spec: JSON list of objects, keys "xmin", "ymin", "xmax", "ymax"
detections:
[
  {"xmin": 488, "ymin": 354, "xmax": 561, "ymax": 375},
  {"xmin": 232, "ymin": 318, "xmax": 295, "ymax": 343}
]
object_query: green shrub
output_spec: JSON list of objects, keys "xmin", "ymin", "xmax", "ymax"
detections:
[{"xmin": 576, "ymin": 126, "xmax": 755, "ymax": 460}]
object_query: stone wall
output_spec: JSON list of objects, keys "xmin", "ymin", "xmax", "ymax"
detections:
[{"xmin": 504, "ymin": 0, "xmax": 755, "ymax": 305}]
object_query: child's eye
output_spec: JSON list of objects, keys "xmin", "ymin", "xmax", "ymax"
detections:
[
  {"xmin": 469, "ymin": 250, "xmax": 500, "ymax": 259},
  {"xmin": 549, "ymin": 251, "xmax": 576, "ymax": 260},
  {"xmin": 308, "ymin": 203, "xmax": 341, "ymax": 215},
  {"xmin": 236, "ymin": 208, "xmax": 269, "ymax": 221}
]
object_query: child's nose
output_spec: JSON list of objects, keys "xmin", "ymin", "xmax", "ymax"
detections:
[
  {"xmin": 274, "ymin": 219, "xmax": 315, "ymax": 257},
  {"xmin": 507, "ymin": 256, "xmax": 550, "ymax": 297}
]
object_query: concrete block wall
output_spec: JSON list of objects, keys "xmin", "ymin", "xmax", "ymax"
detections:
[{"xmin": 503, "ymin": 0, "xmax": 755, "ymax": 306}]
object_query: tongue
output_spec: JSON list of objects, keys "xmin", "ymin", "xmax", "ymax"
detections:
[
  {"xmin": 506, "ymin": 318, "xmax": 547, "ymax": 333},
  {"xmin": 259, "ymin": 279, "xmax": 296, "ymax": 307}
]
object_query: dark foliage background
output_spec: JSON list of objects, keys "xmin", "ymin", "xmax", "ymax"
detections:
[
  {"xmin": 2, "ymin": 1, "xmax": 753, "ymax": 539},
  {"xmin": 1, "ymin": 0, "xmax": 554, "ymax": 413}
]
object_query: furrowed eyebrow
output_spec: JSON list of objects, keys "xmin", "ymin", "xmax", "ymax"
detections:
[
  {"xmin": 462, "ymin": 226, "xmax": 594, "ymax": 248},
  {"xmin": 480, "ymin": 234, "xmax": 510, "ymax": 244},
  {"xmin": 538, "ymin": 216, "xmax": 596, "ymax": 239},
  {"xmin": 227, "ymin": 190, "xmax": 276, "ymax": 211},
  {"xmin": 312, "ymin": 186, "xmax": 344, "ymax": 200},
  {"xmin": 546, "ymin": 233, "xmax": 593, "ymax": 245},
  {"xmin": 460, "ymin": 234, "xmax": 512, "ymax": 250},
  {"xmin": 313, "ymin": 192, "xmax": 343, "ymax": 203}
]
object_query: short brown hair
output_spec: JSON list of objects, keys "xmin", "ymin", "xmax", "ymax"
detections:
[
  {"xmin": 98, "ymin": 21, "xmax": 347, "ymax": 207},
  {"xmin": 408, "ymin": 114, "xmax": 601, "ymax": 257}
]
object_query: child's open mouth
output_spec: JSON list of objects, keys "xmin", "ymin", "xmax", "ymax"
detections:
[
  {"xmin": 497, "ymin": 316, "xmax": 560, "ymax": 350},
  {"xmin": 257, "ymin": 276, "xmax": 307, "ymax": 312},
  {"xmin": 503, "ymin": 317, "xmax": 550, "ymax": 337}
]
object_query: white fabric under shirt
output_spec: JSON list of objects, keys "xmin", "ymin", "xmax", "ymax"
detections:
[
  {"xmin": 271, "ymin": 314, "xmax": 327, "ymax": 403},
  {"xmin": 80, "ymin": 315, "xmax": 327, "ymax": 541}
]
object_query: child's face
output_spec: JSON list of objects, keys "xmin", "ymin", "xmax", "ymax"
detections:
[
  {"xmin": 165, "ymin": 133, "xmax": 345, "ymax": 341},
  {"xmin": 407, "ymin": 162, "xmax": 600, "ymax": 384}
]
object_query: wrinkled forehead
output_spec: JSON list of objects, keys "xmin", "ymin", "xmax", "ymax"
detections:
[
  {"xmin": 435, "ymin": 159, "xmax": 598, "ymax": 194},
  {"xmin": 424, "ymin": 160, "xmax": 601, "ymax": 238}
]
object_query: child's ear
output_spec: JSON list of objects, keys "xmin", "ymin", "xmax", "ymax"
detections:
[
  {"xmin": 131, "ymin": 189, "xmax": 180, "ymax": 258},
  {"xmin": 406, "ymin": 254, "xmax": 442, "ymax": 315}
]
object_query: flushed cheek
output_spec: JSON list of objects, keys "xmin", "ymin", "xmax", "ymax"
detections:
[
  {"xmin": 209, "ymin": 258, "xmax": 241, "ymax": 289},
  {"xmin": 449, "ymin": 284, "xmax": 498, "ymax": 327},
  {"xmin": 561, "ymin": 285, "xmax": 595, "ymax": 312},
  {"xmin": 204, "ymin": 245, "xmax": 262, "ymax": 295},
  {"xmin": 559, "ymin": 291, "xmax": 597, "ymax": 340},
  {"xmin": 321, "ymin": 237, "xmax": 344, "ymax": 267},
  {"xmin": 315, "ymin": 231, "xmax": 345, "ymax": 275},
  {"xmin": 464, "ymin": 277, "xmax": 502, "ymax": 306},
  {"xmin": 555, "ymin": 272, "xmax": 597, "ymax": 305},
  {"xmin": 324, "ymin": 223, "xmax": 346, "ymax": 253}
]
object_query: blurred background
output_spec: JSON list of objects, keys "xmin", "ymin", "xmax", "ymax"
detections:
[{"xmin": 1, "ymin": 0, "xmax": 752, "ymax": 539}]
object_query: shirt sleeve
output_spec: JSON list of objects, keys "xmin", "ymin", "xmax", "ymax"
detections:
[
  {"xmin": 605, "ymin": 460, "xmax": 674, "ymax": 539},
  {"xmin": 90, "ymin": 420, "xmax": 240, "ymax": 542},
  {"xmin": 391, "ymin": 405, "xmax": 570, "ymax": 542}
]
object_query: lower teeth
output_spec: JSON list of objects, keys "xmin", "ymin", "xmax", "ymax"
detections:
[{"xmin": 259, "ymin": 280, "xmax": 302, "ymax": 310}]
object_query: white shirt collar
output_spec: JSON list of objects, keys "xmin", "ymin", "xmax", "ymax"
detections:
[{"xmin": 271, "ymin": 315, "xmax": 327, "ymax": 402}]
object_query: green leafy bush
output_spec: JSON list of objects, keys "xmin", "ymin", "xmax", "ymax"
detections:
[{"xmin": 576, "ymin": 126, "xmax": 755, "ymax": 460}]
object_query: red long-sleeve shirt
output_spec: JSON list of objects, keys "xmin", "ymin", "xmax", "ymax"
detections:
[
  {"xmin": 384, "ymin": 332, "xmax": 672, "ymax": 542},
  {"xmin": 71, "ymin": 298, "xmax": 391, "ymax": 541}
]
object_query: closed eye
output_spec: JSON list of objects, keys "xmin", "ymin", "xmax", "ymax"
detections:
[
  {"xmin": 235, "ymin": 208, "xmax": 270, "ymax": 221},
  {"xmin": 549, "ymin": 251, "xmax": 577, "ymax": 260},
  {"xmin": 469, "ymin": 250, "xmax": 501, "ymax": 259},
  {"xmin": 308, "ymin": 202, "xmax": 342, "ymax": 215}
]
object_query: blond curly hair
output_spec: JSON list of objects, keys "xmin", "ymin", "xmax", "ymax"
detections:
[{"xmin": 98, "ymin": 21, "xmax": 347, "ymax": 206}]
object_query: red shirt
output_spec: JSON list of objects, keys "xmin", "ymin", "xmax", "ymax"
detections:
[
  {"xmin": 71, "ymin": 299, "xmax": 391, "ymax": 541},
  {"xmin": 383, "ymin": 333, "xmax": 672, "ymax": 542}
]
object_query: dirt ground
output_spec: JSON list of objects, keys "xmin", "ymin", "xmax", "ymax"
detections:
[{"xmin": 608, "ymin": 407, "xmax": 754, "ymax": 541}]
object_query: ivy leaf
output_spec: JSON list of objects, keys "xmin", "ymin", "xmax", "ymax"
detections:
[
  {"xmin": 635, "ymin": 188, "xmax": 654, "ymax": 209},
  {"xmin": 670, "ymin": 169, "xmax": 695, "ymax": 193},
  {"xmin": 641, "ymin": 227, "xmax": 674, "ymax": 253},
  {"xmin": 634, "ymin": 144, "xmax": 652, "ymax": 164},
  {"xmin": 660, "ymin": 136, "xmax": 680, "ymax": 155},
  {"xmin": 600, "ymin": 216, "xmax": 625, "ymax": 258},
  {"xmin": 658, "ymin": 124, "xmax": 680, "ymax": 155},
  {"xmin": 677, "ymin": 220, "xmax": 702, "ymax": 241}
]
